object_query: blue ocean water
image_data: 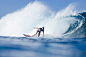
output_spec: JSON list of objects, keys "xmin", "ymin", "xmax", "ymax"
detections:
[{"xmin": 0, "ymin": 36, "xmax": 86, "ymax": 57}]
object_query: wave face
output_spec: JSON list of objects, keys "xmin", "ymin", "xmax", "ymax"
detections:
[
  {"xmin": 63, "ymin": 12, "xmax": 86, "ymax": 38},
  {"xmin": 0, "ymin": 1, "xmax": 86, "ymax": 38}
]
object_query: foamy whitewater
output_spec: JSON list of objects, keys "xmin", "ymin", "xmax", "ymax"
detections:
[{"xmin": 0, "ymin": 1, "xmax": 86, "ymax": 38}]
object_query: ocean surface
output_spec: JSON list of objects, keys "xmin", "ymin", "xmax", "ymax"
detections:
[
  {"xmin": 0, "ymin": 36, "xmax": 86, "ymax": 57},
  {"xmin": 0, "ymin": 1, "xmax": 86, "ymax": 57}
]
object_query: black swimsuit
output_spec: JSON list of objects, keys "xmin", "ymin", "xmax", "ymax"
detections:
[{"xmin": 38, "ymin": 28, "xmax": 44, "ymax": 33}]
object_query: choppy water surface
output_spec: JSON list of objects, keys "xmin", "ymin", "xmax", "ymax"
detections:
[{"xmin": 0, "ymin": 36, "xmax": 86, "ymax": 57}]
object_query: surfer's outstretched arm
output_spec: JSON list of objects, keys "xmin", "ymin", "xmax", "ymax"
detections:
[{"xmin": 33, "ymin": 27, "xmax": 39, "ymax": 29}]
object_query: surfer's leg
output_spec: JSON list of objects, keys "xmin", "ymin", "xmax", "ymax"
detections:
[
  {"xmin": 37, "ymin": 32, "xmax": 41, "ymax": 37},
  {"xmin": 32, "ymin": 30, "xmax": 38, "ymax": 37}
]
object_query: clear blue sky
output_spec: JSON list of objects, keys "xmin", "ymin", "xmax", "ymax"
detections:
[{"xmin": 0, "ymin": 0, "xmax": 86, "ymax": 18}]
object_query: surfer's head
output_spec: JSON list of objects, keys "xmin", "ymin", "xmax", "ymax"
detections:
[{"xmin": 42, "ymin": 26, "xmax": 45, "ymax": 29}]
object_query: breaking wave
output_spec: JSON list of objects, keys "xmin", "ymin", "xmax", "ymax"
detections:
[{"xmin": 0, "ymin": 1, "xmax": 86, "ymax": 38}]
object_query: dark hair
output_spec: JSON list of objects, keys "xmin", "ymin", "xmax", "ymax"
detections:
[{"xmin": 42, "ymin": 27, "xmax": 45, "ymax": 28}]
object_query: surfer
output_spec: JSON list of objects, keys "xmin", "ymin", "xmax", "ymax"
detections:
[{"xmin": 32, "ymin": 27, "xmax": 45, "ymax": 37}]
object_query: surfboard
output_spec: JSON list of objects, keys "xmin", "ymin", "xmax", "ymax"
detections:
[{"xmin": 23, "ymin": 34, "xmax": 32, "ymax": 37}]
